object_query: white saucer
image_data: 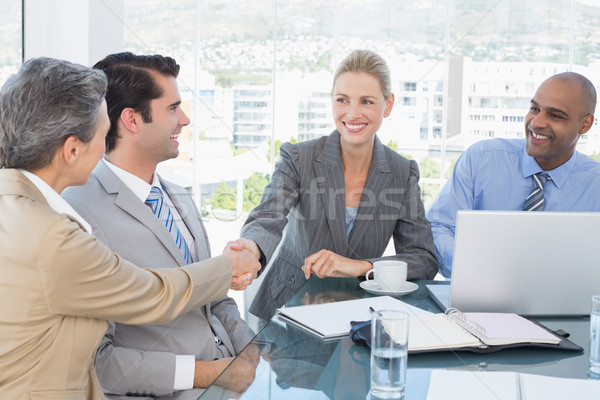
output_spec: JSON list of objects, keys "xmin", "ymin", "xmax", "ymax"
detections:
[{"xmin": 359, "ymin": 280, "xmax": 418, "ymax": 296}]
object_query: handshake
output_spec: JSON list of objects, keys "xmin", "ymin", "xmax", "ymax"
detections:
[{"xmin": 222, "ymin": 238, "xmax": 262, "ymax": 290}]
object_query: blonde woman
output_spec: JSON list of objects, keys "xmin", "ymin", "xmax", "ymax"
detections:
[{"xmin": 241, "ymin": 49, "xmax": 438, "ymax": 321}]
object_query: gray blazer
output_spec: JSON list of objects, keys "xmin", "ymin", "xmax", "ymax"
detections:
[
  {"xmin": 241, "ymin": 131, "xmax": 438, "ymax": 320},
  {"xmin": 62, "ymin": 161, "xmax": 254, "ymax": 399}
]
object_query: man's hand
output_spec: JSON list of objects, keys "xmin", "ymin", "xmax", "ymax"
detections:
[
  {"xmin": 194, "ymin": 345, "xmax": 261, "ymax": 394},
  {"xmin": 301, "ymin": 249, "xmax": 372, "ymax": 279},
  {"xmin": 223, "ymin": 240, "xmax": 261, "ymax": 290},
  {"xmin": 218, "ymin": 344, "xmax": 261, "ymax": 394},
  {"xmin": 193, "ymin": 358, "xmax": 232, "ymax": 389}
]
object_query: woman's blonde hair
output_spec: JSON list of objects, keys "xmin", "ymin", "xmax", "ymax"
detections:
[{"xmin": 333, "ymin": 49, "xmax": 392, "ymax": 99}]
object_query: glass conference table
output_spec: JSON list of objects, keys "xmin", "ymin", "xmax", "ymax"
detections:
[{"xmin": 199, "ymin": 277, "xmax": 591, "ymax": 399}]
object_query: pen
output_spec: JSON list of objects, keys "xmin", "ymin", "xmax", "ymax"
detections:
[{"xmin": 515, "ymin": 373, "xmax": 523, "ymax": 400}]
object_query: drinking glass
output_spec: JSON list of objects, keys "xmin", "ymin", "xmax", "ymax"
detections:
[
  {"xmin": 370, "ymin": 310, "xmax": 410, "ymax": 399},
  {"xmin": 589, "ymin": 295, "xmax": 600, "ymax": 378}
]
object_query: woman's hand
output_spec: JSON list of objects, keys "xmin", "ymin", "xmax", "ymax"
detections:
[{"xmin": 301, "ymin": 249, "xmax": 372, "ymax": 279}]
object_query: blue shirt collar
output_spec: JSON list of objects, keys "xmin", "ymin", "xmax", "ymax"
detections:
[{"xmin": 521, "ymin": 147, "xmax": 577, "ymax": 189}]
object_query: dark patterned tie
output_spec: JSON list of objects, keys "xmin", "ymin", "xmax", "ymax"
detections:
[
  {"xmin": 523, "ymin": 173, "xmax": 551, "ymax": 211},
  {"xmin": 145, "ymin": 186, "xmax": 193, "ymax": 264}
]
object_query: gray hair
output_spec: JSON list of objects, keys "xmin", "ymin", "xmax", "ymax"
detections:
[
  {"xmin": 0, "ymin": 57, "xmax": 107, "ymax": 170},
  {"xmin": 333, "ymin": 49, "xmax": 392, "ymax": 99}
]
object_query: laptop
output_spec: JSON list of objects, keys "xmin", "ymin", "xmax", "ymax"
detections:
[{"xmin": 427, "ymin": 210, "xmax": 600, "ymax": 316}]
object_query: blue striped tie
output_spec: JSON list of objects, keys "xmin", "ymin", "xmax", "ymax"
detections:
[
  {"xmin": 523, "ymin": 173, "xmax": 551, "ymax": 211},
  {"xmin": 145, "ymin": 186, "xmax": 194, "ymax": 264}
]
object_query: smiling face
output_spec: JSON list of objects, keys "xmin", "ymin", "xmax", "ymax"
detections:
[
  {"xmin": 331, "ymin": 72, "xmax": 394, "ymax": 151},
  {"xmin": 525, "ymin": 76, "xmax": 594, "ymax": 171},
  {"xmin": 137, "ymin": 73, "xmax": 190, "ymax": 164}
]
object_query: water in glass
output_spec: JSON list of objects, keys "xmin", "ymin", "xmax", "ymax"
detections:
[{"xmin": 370, "ymin": 347, "xmax": 407, "ymax": 399}]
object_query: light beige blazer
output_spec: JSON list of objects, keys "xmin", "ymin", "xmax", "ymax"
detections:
[{"xmin": 0, "ymin": 169, "xmax": 232, "ymax": 400}]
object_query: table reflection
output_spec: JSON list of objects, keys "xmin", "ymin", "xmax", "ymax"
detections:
[{"xmin": 198, "ymin": 278, "xmax": 589, "ymax": 400}]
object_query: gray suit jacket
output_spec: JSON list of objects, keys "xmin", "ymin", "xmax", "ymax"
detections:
[
  {"xmin": 63, "ymin": 161, "xmax": 254, "ymax": 399},
  {"xmin": 241, "ymin": 131, "xmax": 438, "ymax": 320}
]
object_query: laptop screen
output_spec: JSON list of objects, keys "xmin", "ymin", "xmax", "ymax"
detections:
[{"xmin": 447, "ymin": 210, "xmax": 600, "ymax": 316}]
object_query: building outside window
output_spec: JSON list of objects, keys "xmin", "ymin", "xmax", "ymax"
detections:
[{"xmin": 5, "ymin": 0, "xmax": 600, "ymax": 280}]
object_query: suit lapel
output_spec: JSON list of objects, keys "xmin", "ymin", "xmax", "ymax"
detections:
[
  {"xmin": 160, "ymin": 178, "xmax": 211, "ymax": 259},
  {"xmin": 314, "ymin": 131, "xmax": 348, "ymax": 256},
  {"xmin": 348, "ymin": 136, "xmax": 391, "ymax": 250},
  {"xmin": 94, "ymin": 162, "xmax": 186, "ymax": 266}
]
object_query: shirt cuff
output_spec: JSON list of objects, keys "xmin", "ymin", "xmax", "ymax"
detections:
[{"xmin": 174, "ymin": 355, "xmax": 195, "ymax": 390}]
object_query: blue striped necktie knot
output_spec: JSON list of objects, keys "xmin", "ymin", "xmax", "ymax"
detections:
[
  {"xmin": 523, "ymin": 173, "xmax": 551, "ymax": 211},
  {"xmin": 145, "ymin": 186, "xmax": 193, "ymax": 264}
]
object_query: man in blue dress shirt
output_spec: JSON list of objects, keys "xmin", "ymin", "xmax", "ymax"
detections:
[{"xmin": 427, "ymin": 71, "xmax": 600, "ymax": 278}]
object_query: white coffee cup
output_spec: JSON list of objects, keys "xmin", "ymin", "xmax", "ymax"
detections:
[{"xmin": 365, "ymin": 260, "xmax": 408, "ymax": 292}]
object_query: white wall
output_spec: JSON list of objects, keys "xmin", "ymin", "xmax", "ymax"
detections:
[{"xmin": 24, "ymin": 0, "xmax": 124, "ymax": 66}]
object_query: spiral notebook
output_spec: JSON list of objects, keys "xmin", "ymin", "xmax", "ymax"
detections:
[
  {"xmin": 353, "ymin": 307, "xmax": 582, "ymax": 353},
  {"xmin": 405, "ymin": 308, "xmax": 561, "ymax": 352}
]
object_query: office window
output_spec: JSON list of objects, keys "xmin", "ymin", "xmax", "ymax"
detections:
[
  {"xmin": 403, "ymin": 97, "xmax": 417, "ymax": 106},
  {"xmin": 0, "ymin": 1, "xmax": 22, "ymax": 86},
  {"xmin": 113, "ymin": 0, "xmax": 600, "ymax": 255},
  {"xmin": 403, "ymin": 82, "xmax": 417, "ymax": 91}
]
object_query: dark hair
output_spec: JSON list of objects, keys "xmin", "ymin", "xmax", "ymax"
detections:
[
  {"xmin": 0, "ymin": 57, "xmax": 107, "ymax": 170},
  {"xmin": 93, "ymin": 52, "xmax": 180, "ymax": 152}
]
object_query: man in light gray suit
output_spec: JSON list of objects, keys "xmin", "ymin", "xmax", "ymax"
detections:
[{"xmin": 63, "ymin": 53, "xmax": 258, "ymax": 399}]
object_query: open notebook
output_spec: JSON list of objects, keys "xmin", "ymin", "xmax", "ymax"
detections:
[
  {"xmin": 350, "ymin": 306, "xmax": 581, "ymax": 353},
  {"xmin": 399, "ymin": 308, "xmax": 565, "ymax": 352},
  {"xmin": 275, "ymin": 295, "xmax": 431, "ymax": 340},
  {"xmin": 277, "ymin": 296, "xmax": 580, "ymax": 352}
]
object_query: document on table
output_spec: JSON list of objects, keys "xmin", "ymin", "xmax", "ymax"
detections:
[
  {"xmin": 275, "ymin": 295, "xmax": 431, "ymax": 340},
  {"xmin": 426, "ymin": 370, "xmax": 600, "ymax": 400},
  {"xmin": 403, "ymin": 310, "xmax": 561, "ymax": 352}
]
